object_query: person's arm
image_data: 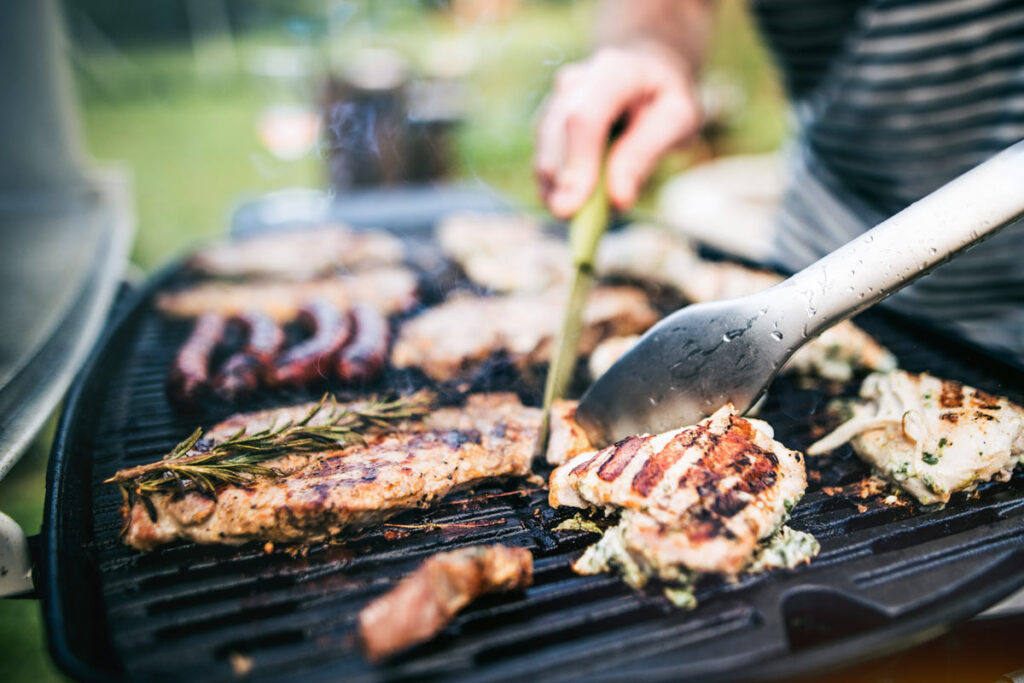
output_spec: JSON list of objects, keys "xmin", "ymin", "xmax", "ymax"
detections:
[{"xmin": 535, "ymin": 0, "xmax": 712, "ymax": 218}]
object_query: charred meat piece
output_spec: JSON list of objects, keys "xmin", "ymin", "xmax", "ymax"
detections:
[
  {"xmin": 337, "ymin": 303, "xmax": 390, "ymax": 383},
  {"xmin": 156, "ymin": 267, "xmax": 419, "ymax": 321},
  {"xmin": 550, "ymin": 404, "xmax": 809, "ymax": 580},
  {"xmin": 269, "ymin": 300, "xmax": 352, "ymax": 387},
  {"xmin": 391, "ymin": 287, "xmax": 659, "ymax": 381},
  {"xmin": 167, "ymin": 313, "xmax": 227, "ymax": 406},
  {"xmin": 211, "ymin": 313, "xmax": 285, "ymax": 401},
  {"xmin": 119, "ymin": 393, "xmax": 541, "ymax": 550},
  {"xmin": 808, "ymin": 371, "xmax": 1024, "ymax": 504},
  {"xmin": 189, "ymin": 225, "xmax": 404, "ymax": 280},
  {"xmin": 358, "ymin": 545, "xmax": 533, "ymax": 661}
]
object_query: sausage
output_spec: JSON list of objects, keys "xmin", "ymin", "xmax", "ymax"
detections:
[
  {"xmin": 211, "ymin": 312, "xmax": 285, "ymax": 401},
  {"xmin": 167, "ymin": 313, "xmax": 227, "ymax": 406},
  {"xmin": 269, "ymin": 300, "xmax": 352, "ymax": 387},
  {"xmin": 337, "ymin": 303, "xmax": 390, "ymax": 383}
]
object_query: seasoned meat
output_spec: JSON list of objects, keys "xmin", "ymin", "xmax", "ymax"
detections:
[
  {"xmin": 211, "ymin": 312, "xmax": 285, "ymax": 401},
  {"xmin": 438, "ymin": 212, "xmax": 570, "ymax": 293},
  {"xmin": 189, "ymin": 225, "xmax": 404, "ymax": 280},
  {"xmin": 120, "ymin": 393, "xmax": 541, "ymax": 550},
  {"xmin": 390, "ymin": 287, "xmax": 659, "ymax": 381},
  {"xmin": 167, "ymin": 313, "xmax": 227, "ymax": 406},
  {"xmin": 550, "ymin": 404, "xmax": 808, "ymax": 579},
  {"xmin": 358, "ymin": 545, "xmax": 533, "ymax": 661},
  {"xmin": 268, "ymin": 300, "xmax": 352, "ymax": 387},
  {"xmin": 808, "ymin": 371, "xmax": 1024, "ymax": 504},
  {"xmin": 156, "ymin": 267, "xmax": 418, "ymax": 321},
  {"xmin": 545, "ymin": 399, "xmax": 594, "ymax": 466},
  {"xmin": 336, "ymin": 303, "xmax": 390, "ymax": 383}
]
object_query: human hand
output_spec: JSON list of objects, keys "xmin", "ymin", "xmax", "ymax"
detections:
[{"xmin": 535, "ymin": 43, "xmax": 701, "ymax": 219}]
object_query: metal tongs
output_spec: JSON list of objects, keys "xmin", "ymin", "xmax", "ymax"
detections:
[{"xmin": 576, "ymin": 140, "xmax": 1024, "ymax": 446}]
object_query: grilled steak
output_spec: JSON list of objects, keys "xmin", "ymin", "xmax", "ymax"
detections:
[
  {"xmin": 550, "ymin": 404, "xmax": 809, "ymax": 580},
  {"xmin": 808, "ymin": 370, "xmax": 1024, "ymax": 504},
  {"xmin": 358, "ymin": 544, "xmax": 533, "ymax": 661},
  {"xmin": 120, "ymin": 393, "xmax": 541, "ymax": 550},
  {"xmin": 156, "ymin": 267, "xmax": 418, "ymax": 321},
  {"xmin": 189, "ymin": 225, "xmax": 404, "ymax": 280},
  {"xmin": 390, "ymin": 287, "xmax": 659, "ymax": 381}
]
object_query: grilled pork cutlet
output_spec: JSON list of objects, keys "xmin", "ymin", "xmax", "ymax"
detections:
[
  {"xmin": 390, "ymin": 287, "xmax": 659, "ymax": 381},
  {"xmin": 809, "ymin": 371, "xmax": 1024, "ymax": 504},
  {"xmin": 358, "ymin": 544, "xmax": 533, "ymax": 661},
  {"xmin": 156, "ymin": 267, "xmax": 418, "ymax": 321},
  {"xmin": 118, "ymin": 393, "xmax": 541, "ymax": 550},
  {"xmin": 550, "ymin": 405, "xmax": 810, "ymax": 583},
  {"xmin": 189, "ymin": 225, "xmax": 404, "ymax": 280}
]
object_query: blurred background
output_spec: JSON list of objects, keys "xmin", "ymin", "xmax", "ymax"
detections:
[{"xmin": 0, "ymin": 1, "xmax": 784, "ymax": 680}]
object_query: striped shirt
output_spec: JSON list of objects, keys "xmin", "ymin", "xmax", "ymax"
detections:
[{"xmin": 750, "ymin": 0, "xmax": 1024, "ymax": 364}]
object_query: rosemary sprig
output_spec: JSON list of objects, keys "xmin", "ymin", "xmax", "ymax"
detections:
[{"xmin": 107, "ymin": 391, "xmax": 434, "ymax": 503}]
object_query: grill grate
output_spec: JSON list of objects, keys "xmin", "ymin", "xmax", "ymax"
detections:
[{"xmin": 46, "ymin": 242, "xmax": 1024, "ymax": 682}]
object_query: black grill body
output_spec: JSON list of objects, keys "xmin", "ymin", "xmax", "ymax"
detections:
[{"xmin": 42, "ymin": 222, "xmax": 1024, "ymax": 682}]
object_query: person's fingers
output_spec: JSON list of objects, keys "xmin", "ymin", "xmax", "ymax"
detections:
[
  {"xmin": 534, "ymin": 66, "xmax": 580, "ymax": 179},
  {"xmin": 547, "ymin": 54, "xmax": 637, "ymax": 217},
  {"xmin": 606, "ymin": 87, "xmax": 700, "ymax": 210}
]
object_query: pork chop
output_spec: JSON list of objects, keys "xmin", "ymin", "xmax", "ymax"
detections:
[{"xmin": 119, "ymin": 393, "xmax": 541, "ymax": 550}]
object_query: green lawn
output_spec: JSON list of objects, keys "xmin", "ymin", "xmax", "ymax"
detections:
[{"xmin": 0, "ymin": 2, "xmax": 782, "ymax": 681}]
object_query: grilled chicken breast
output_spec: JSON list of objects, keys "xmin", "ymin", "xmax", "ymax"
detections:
[
  {"xmin": 390, "ymin": 287, "xmax": 658, "ymax": 381},
  {"xmin": 120, "ymin": 393, "xmax": 540, "ymax": 550},
  {"xmin": 550, "ymin": 404, "xmax": 808, "ymax": 580},
  {"xmin": 358, "ymin": 544, "xmax": 533, "ymax": 661},
  {"xmin": 189, "ymin": 226, "xmax": 404, "ymax": 280},
  {"xmin": 808, "ymin": 371, "xmax": 1024, "ymax": 504},
  {"xmin": 156, "ymin": 267, "xmax": 418, "ymax": 321}
]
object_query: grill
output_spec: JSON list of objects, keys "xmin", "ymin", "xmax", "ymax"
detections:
[{"xmin": 42, "ymin": 204, "xmax": 1024, "ymax": 682}]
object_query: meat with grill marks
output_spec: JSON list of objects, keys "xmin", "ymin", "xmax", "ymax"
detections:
[
  {"xmin": 390, "ymin": 286, "xmax": 659, "ymax": 381},
  {"xmin": 358, "ymin": 544, "xmax": 533, "ymax": 661},
  {"xmin": 156, "ymin": 267, "xmax": 418, "ymax": 322},
  {"xmin": 808, "ymin": 370, "xmax": 1024, "ymax": 504},
  {"xmin": 119, "ymin": 393, "xmax": 541, "ymax": 550},
  {"xmin": 549, "ymin": 404, "xmax": 809, "ymax": 580}
]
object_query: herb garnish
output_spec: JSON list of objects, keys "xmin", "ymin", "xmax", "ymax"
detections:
[{"xmin": 107, "ymin": 392, "xmax": 434, "ymax": 505}]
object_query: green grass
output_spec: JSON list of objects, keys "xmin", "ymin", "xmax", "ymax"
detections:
[{"xmin": 0, "ymin": 3, "xmax": 783, "ymax": 681}]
